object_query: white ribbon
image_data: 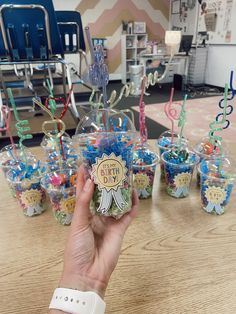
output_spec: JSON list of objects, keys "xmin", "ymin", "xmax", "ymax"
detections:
[
  {"xmin": 26, "ymin": 204, "xmax": 43, "ymax": 216},
  {"xmin": 137, "ymin": 188, "xmax": 150, "ymax": 198},
  {"xmin": 205, "ymin": 202, "xmax": 224, "ymax": 215},
  {"xmin": 97, "ymin": 187, "xmax": 127, "ymax": 214},
  {"xmin": 173, "ymin": 186, "xmax": 189, "ymax": 198}
]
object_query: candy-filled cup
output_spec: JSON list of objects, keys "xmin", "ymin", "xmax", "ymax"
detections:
[
  {"xmin": 157, "ymin": 131, "xmax": 187, "ymax": 179},
  {"xmin": 73, "ymin": 108, "xmax": 137, "ymax": 219},
  {"xmin": 199, "ymin": 158, "xmax": 235, "ymax": 215},
  {"xmin": 1, "ymin": 146, "xmax": 37, "ymax": 198},
  {"xmin": 0, "ymin": 144, "xmax": 31, "ymax": 177},
  {"xmin": 162, "ymin": 150, "xmax": 199, "ymax": 198},
  {"xmin": 194, "ymin": 137, "xmax": 228, "ymax": 186},
  {"xmin": 7, "ymin": 166, "xmax": 46, "ymax": 217},
  {"xmin": 41, "ymin": 168, "xmax": 77, "ymax": 225},
  {"xmin": 133, "ymin": 145, "xmax": 159, "ymax": 199},
  {"xmin": 41, "ymin": 132, "xmax": 79, "ymax": 171}
]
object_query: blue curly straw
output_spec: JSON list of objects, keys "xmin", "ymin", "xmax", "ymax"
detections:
[{"xmin": 216, "ymin": 71, "xmax": 235, "ymax": 129}]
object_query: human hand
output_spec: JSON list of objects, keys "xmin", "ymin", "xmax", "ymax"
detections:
[{"xmin": 59, "ymin": 165, "xmax": 139, "ymax": 298}]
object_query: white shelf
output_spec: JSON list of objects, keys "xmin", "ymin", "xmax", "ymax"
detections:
[{"xmin": 121, "ymin": 33, "xmax": 148, "ymax": 84}]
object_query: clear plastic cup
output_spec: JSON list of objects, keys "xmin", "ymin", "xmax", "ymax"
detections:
[
  {"xmin": 162, "ymin": 150, "xmax": 200, "ymax": 198},
  {"xmin": 199, "ymin": 158, "xmax": 235, "ymax": 215},
  {"xmin": 73, "ymin": 108, "xmax": 137, "ymax": 219},
  {"xmin": 0, "ymin": 144, "xmax": 31, "ymax": 177},
  {"xmin": 41, "ymin": 168, "xmax": 77, "ymax": 225},
  {"xmin": 74, "ymin": 131, "xmax": 136, "ymax": 218},
  {"xmin": 133, "ymin": 145, "xmax": 159, "ymax": 199},
  {"xmin": 7, "ymin": 166, "xmax": 46, "ymax": 217},
  {"xmin": 157, "ymin": 131, "xmax": 187, "ymax": 179},
  {"xmin": 41, "ymin": 132, "xmax": 79, "ymax": 171},
  {"xmin": 194, "ymin": 137, "xmax": 228, "ymax": 186}
]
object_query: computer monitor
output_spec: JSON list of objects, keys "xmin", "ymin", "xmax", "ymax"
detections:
[{"xmin": 179, "ymin": 35, "xmax": 193, "ymax": 56}]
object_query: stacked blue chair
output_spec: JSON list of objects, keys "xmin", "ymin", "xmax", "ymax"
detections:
[
  {"xmin": 0, "ymin": 0, "xmax": 63, "ymax": 61},
  {"xmin": 55, "ymin": 11, "xmax": 86, "ymax": 54}
]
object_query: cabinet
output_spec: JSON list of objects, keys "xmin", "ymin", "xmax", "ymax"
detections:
[{"xmin": 121, "ymin": 34, "xmax": 147, "ymax": 84}]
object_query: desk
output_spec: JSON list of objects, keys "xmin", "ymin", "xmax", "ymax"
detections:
[
  {"xmin": 139, "ymin": 53, "xmax": 190, "ymax": 85},
  {"xmin": 1, "ymin": 143, "xmax": 236, "ymax": 314}
]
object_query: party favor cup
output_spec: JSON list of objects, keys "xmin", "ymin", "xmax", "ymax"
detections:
[
  {"xmin": 162, "ymin": 150, "xmax": 199, "ymax": 198},
  {"xmin": 199, "ymin": 158, "xmax": 235, "ymax": 215},
  {"xmin": 74, "ymin": 131, "xmax": 136, "ymax": 219},
  {"xmin": 0, "ymin": 144, "xmax": 31, "ymax": 177},
  {"xmin": 194, "ymin": 137, "xmax": 228, "ymax": 186},
  {"xmin": 41, "ymin": 133, "xmax": 79, "ymax": 170},
  {"xmin": 7, "ymin": 169, "xmax": 46, "ymax": 217},
  {"xmin": 157, "ymin": 131, "xmax": 187, "ymax": 179},
  {"xmin": 41, "ymin": 168, "xmax": 77, "ymax": 225},
  {"xmin": 133, "ymin": 145, "xmax": 159, "ymax": 199}
]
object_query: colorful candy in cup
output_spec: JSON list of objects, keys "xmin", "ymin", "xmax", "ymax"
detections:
[
  {"xmin": 41, "ymin": 168, "xmax": 77, "ymax": 225},
  {"xmin": 7, "ymin": 161, "xmax": 46, "ymax": 216},
  {"xmin": 133, "ymin": 145, "xmax": 159, "ymax": 199},
  {"xmin": 199, "ymin": 158, "xmax": 235, "ymax": 215},
  {"xmin": 73, "ymin": 108, "xmax": 137, "ymax": 219},
  {"xmin": 157, "ymin": 131, "xmax": 187, "ymax": 179},
  {"xmin": 41, "ymin": 132, "xmax": 79, "ymax": 171},
  {"xmin": 194, "ymin": 137, "xmax": 228, "ymax": 186},
  {"xmin": 0, "ymin": 144, "xmax": 32, "ymax": 177},
  {"xmin": 162, "ymin": 148, "xmax": 199, "ymax": 198}
]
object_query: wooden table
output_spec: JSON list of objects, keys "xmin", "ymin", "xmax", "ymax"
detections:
[{"xmin": 1, "ymin": 144, "xmax": 236, "ymax": 314}]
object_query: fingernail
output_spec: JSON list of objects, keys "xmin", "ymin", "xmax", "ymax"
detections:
[{"xmin": 83, "ymin": 178, "xmax": 92, "ymax": 192}]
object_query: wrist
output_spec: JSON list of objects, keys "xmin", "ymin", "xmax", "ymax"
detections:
[{"xmin": 59, "ymin": 271, "xmax": 106, "ymax": 299}]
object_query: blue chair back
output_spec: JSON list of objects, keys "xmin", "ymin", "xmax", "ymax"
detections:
[
  {"xmin": 55, "ymin": 11, "xmax": 85, "ymax": 54},
  {"xmin": 0, "ymin": 0, "xmax": 63, "ymax": 61}
]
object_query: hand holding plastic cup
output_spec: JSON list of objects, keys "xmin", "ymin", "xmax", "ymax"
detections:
[
  {"xmin": 199, "ymin": 158, "xmax": 235, "ymax": 215},
  {"xmin": 41, "ymin": 168, "xmax": 77, "ymax": 225},
  {"xmin": 162, "ymin": 148, "xmax": 199, "ymax": 198},
  {"xmin": 7, "ymin": 161, "xmax": 46, "ymax": 216},
  {"xmin": 73, "ymin": 108, "xmax": 137, "ymax": 219},
  {"xmin": 133, "ymin": 144, "xmax": 159, "ymax": 199}
]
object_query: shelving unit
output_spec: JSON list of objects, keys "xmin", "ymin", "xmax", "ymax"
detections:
[
  {"xmin": 121, "ymin": 33, "xmax": 147, "ymax": 84},
  {"xmin": 188, "ymin": 47, "xmax": 208, "ymax": 85}
]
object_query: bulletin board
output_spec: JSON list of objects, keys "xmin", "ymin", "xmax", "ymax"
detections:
[
  {"xmin": 170, "ymin": 0, "xmax": 199, "ymax": 43},
  {"xmin": 197, "ymin": 0, "xmax": 236, "ymax": 45}
]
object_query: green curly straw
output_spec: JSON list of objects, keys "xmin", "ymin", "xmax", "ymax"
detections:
[
  {"xmin": 47, "ymin": 79, "xmax": 57, "ymax": 117},
  {"xmin": 208, "ymin": 83, "xmax": 229, "ymax": 155},
  {"xmin": 7, "ymin": 88, "xmax": 33, "ymax": 167},
  {"xmin": 177, "ymin": 94, "xmax": 187, "ymax": 151}
]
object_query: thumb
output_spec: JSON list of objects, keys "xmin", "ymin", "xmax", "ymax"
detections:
[{"xmin": 72, "ymin": 178, "xmax": 94, "ymax": 229}]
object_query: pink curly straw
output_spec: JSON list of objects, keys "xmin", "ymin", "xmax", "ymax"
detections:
[
  {"xmin": 139, "ymin": 76, "xmax": 148, "ymax": 145},
  {"xmin": 164, "ymin": 88, "xmax": 181, "ymax": 143}
]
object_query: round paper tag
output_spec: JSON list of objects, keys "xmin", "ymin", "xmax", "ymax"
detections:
[
  {"xmin": 20, "ymin": 190, "xmax": 42, "ymax": 206},
  {"xmin": 174, "ymin": 172, "xmax": 191, "ymax": 188},
  {"xmin": 92, "ymin": 153, "xmax": 127, "ymax": 191},
  {"xmin": 205, "ymin": 186, "xmax": 226, "ymax": 205},
  {"xmin": 134, "ymin": 173, "xmax": 149, "ymax": 189},
  {"xmin": 61, "ymin": 196, "xmax": 76, "ymax": 214}
]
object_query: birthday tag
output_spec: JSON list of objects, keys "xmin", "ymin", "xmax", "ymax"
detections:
[
  {"xmin": 174, "ymin": 172, "xmax": 191, "ymax": 188},
  {"xmin": 92, "ymin": 153, "xmax": 127, "ymax": 191},
  {"xmin": 61, "ymin": 196, "xmax": 76, "ymax": 214},
  {"xmin": 20, "ymin": 189, "xmax": 43, "ymax": 207},
  {"xmin": 205, "ymin": 186, "xmax": 226, "ymax": 204},
  {"xmin": 134, "ymin": 173, "xmax": 149, "ymax": 190},
  {"xmin": 91, "ymin": 153, "xmax": 128, "ymax": 213}
]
